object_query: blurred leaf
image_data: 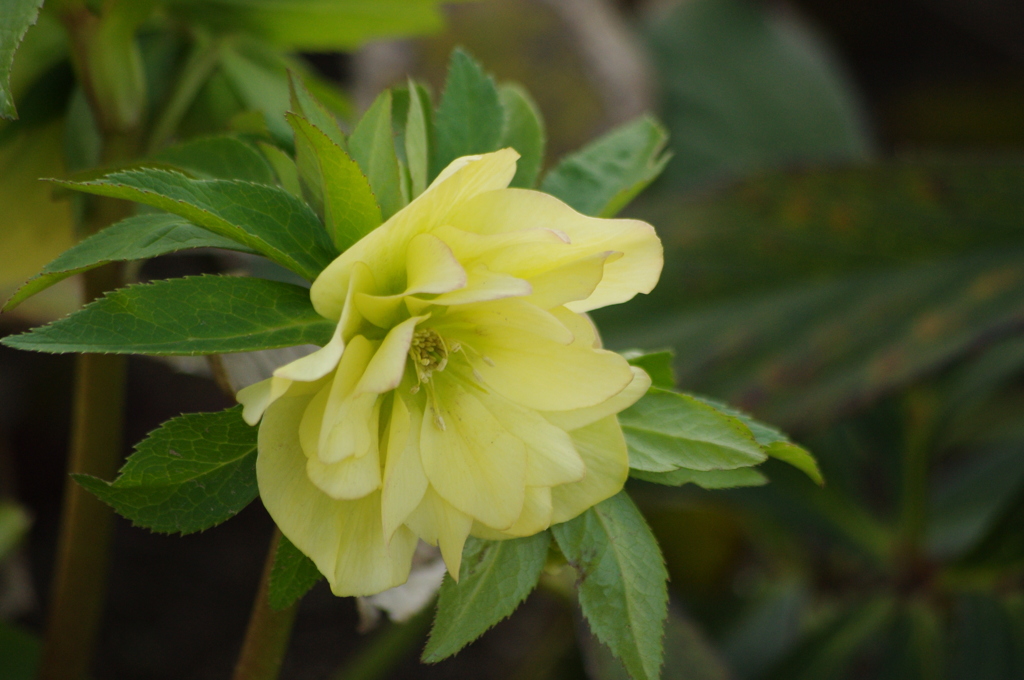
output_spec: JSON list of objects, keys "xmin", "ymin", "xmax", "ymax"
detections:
[
  {"xmin": 268, "ymin": 534, "xmax": 323, "ymax": 611},
  {"xmin": 0, "ymin": 501, "xmax": 30, "ymax": 561},
  {"xmin": 541, "ymin": 115, "xmax": 669, "ymax": 218},
  {"xmin": 258, "ymin": 140, "xmax": 302, "ymax": 196},
  {"xmin": 431, "ymin": 48, "xmax": 503, "ymax": 178},
  {"xmin": 153, "ymin": 134, "xmax": 276, "ymax": 183},
  {"xmin": 0, "ymin": 623, "xmax": 39, "ymax": 680},
  {"xmin": 3, "ymin": 276, "xmax": 334, "ymax": 355},
  {"xmin": 624, "ymin": 349, "xmax": 675, "ymax": 389},
  {"xmin": 580, "ymin": 605, "xmax": 731, "ymax": 680},
  {"xmin": 631, "ymin": 466, "xmax": 767, "ymax": 489},
  {"xmin": 218, "ymin": 43, "xmax": 293, "ymax": 147},
  {"xmin": 0, "ymin": 0, "xmax": 44, "ymax": 119},
  {"xmin": 949, "ymin": 595, "xmax": 1018, "ymax": 680},
  {"xmin": 720, "ymin": 581, "xmax": 806, "ymax": 679},
  {"xmin": 289, "ymin": 113, "xmax": 381, "ymax": 251},
  {"xmin": 552, "ymin": 492, "xmax": 668, "ymax": 680},
  {"xmin": 928, "ymin": 447, "xmax": 1024, "ymax": 560},
  {"xmin": 643, "ymin": 0, "xmax": 870, "ymax": 190},
  {"xmin": 349, "ymin": 90, "xmax": 403, "ymax": 220},
  {"xmin": 614, "ymin": 248, "xmax": 1024, "ymax": 430},
  {"xmin": 58, "ymin": 168, "xmax": 336, "ymax": 280},
  {"xmin": 404, "ymin": 79, "xmax": 432, "ymax": 198},
  {"xmin": 4, "ymin": 213, "xmax": 256, "ymax": 312},
  {"xmin": 499, "ymin": 83, "xmax": 545, "ymax": 189},
  {"xmin": 166, "ymin": 0, "xmax": 457, "ymax": 51},
  {"xmin": 422, "ymin": 532, "xmax": 550, "ymax": 662},
  {"xmin": 764, "ymin": 597, "xmax": 895, "ymax": 680},
  {"xmin": 74, "ymin": 407, "xmax": 257, "ymax": 534},
  {"xmin": 878, "ymin": 601, "xmax": 944, "ymax": 680},
  {"xmin": 620, "ymin": 388, "xmax": 766, "ymax": 473}
]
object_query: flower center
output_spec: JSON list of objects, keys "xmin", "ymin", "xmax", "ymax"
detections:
[{"xmin": 409, "ymin": 328, "xmax": 461, "ymax": 430}]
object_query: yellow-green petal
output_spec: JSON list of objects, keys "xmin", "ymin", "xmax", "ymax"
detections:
[
  {"xmin": 381, "ymin": 395, "xmax": 429, "ymax": 541},
  {"xmin": 550, "ymin": 415, "xmax": 629, "ymax": 524},
  {"xmin": 404, "ymin": 486, "xmax": 473, "ymax": 579}
]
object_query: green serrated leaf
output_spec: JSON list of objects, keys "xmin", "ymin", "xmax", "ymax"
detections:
[
  {"xmin": 631, "ymin": 466, "xmax": 768, "ymax": 489},
  {"xmin": 405, "ymin": 78, "xmax": 432, "ymax": 198},
  {"xmin": 288, "ymin": 71, "xmax": 345, "ymax": 147},
  {"xmin": 153, "ymin": 135, "xmax": 277, "ymax": 184},
  {"xmin": 74, "ymin": 407, "xmax": 258, "ymax": 534},
  {"xmin": 423, "ymin": 532, "xmax": 550, "ymax": 662},
  {"xmin": 3, "ymin": 214, "xmax": 257, "ymax": 312},
  {"xmin": 623, "ymin": 349, "xmax": 676, "ymax": 389},
  {"xmin": 268, "ymin": 534, "xmax": 323, "ymax": 611},
  {"xmin": 498, "ymin": 83, "xmax": 545, "ymax": 189},
  {"xmin": 349, "ymin": 90, "xmax": 403, "ymax": 220},
  {"xmin": 766, "ymin": 442, "xmax": 823, "ymax": 486},
  {"xmin": 552, "ymin": 492, "xmax": 668, "ymax": 680},
  {"xmin": 0, "ymin": 0, "xmax": 45, "ymax": 120},
  {"xmin": 432, "ymin": 48, "xmax": 504, "ymax": 178},
  {"xmin": 289, "ymin": 113, "xmax": 381, "ymax": 252},
  {"xmin": 55, "ymin": 169, "xmax": 336, "ymax": 280},
  {"xmin": 620, "ymin": 388, "xmax": 766, "ymax": 473},
  {"xmin": 257, "ymin": 140, "xmax": 302, "ymax": 197},
  {"xmin": 541, "ymin": 115, "xmax": 669, "ymax": 218},
  {"xmin": 2, "ymin": 275, "xmax": 334, "ymax": 355}
]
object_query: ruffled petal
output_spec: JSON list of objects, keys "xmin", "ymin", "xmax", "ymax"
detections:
[
  {"xmin": 404, "ymin": 486, "xmax": 473, "ymax": 579},
  {"xmin": 472, "ymin": 486, "xmax": 553, "ymax": 540},
  {"xmin": 543, "ymin": 366, "xmax": 651, "ymax": 431},
  {"xmin": 381, "ymin": 395, "xmax": 429, "ymax": 541},
  {"xmin": 257, "ymin": 393, "xmax": 416, "ymax": 596},
  {"xmin": 550, "ymin": 415, "xmax": 629, "ymax": 524}
]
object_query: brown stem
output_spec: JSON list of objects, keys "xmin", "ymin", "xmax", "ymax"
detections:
[{"xmin": 232, "ymin": 529, "xmax": 299, "ymax": 680}]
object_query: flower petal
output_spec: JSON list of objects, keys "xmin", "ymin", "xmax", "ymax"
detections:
[
  {"xmin": 404, "ymin": 486, "xmax": 473, "ymax": 579},
  {"xmin": 472, "ymin": 486, "xmax": 553, "ymax": 540},
  {"xmin": 357, "ymin": 315, "xmax": 426, "ymax": 395},
  {"xmin": 257, "ymin": 393, "xmax": 417, "ymax": 596},
  {"xmin": 317, "ymin": 335, "xmax": 376, "ymax": 463},
  {"xmin": 381, "ymin": 395, "xmax": 429, "ymax": 542},
  {"xmin": 550, "ymin": 415, "xmax": 629, "ymax": 524},
  {"xmin": 543, "ymin": 366, "xmax": 651, "ymax": 431},
  {"xmin": 420, "ymin": 380, "xmax": 527, "ymax": 530}
]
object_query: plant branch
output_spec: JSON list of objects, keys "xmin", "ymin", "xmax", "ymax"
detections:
[{"xmin": 232, "ymin": 529, "xmax": 299, "ymax": 680}]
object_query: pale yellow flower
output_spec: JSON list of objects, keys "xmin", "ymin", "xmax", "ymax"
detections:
[{"xmin": 238, "ymin": 149, "xmax": 662, "ymax": 596}]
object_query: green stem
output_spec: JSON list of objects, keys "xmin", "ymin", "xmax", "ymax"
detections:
[
  {"xmin": 331, "ymin": 603, "xmax": 434, "ymax": 680},
  {"xmin": 232, "ymin": 529, "xmax": 299, "ymax": 680}
]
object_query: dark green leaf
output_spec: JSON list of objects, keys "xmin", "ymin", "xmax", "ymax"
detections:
[
  {"xmin": 499, "ymin": 83, "xmax": 545, "ymax": 188},
  {"xmin": 423, "ymin": 532, "xmax": 550, "ymax": 662},
  {"xmin": 2, "ymin": 275, "xmax": 334, "ymax": 355},
  {"xmin": 73, "ymin": 407, "xmax": 258, "ymax": 534},
  {"xmin": 624, "ymin": 349, "xmax": 675, "ymax": 389},
  {"xmin": 541, "ymin": 115, "xmax": 669, "ymax": 218},
  {"xmin": 268, "ymin": 534, "xmax": 323, "ymax": 611},
  {"xmin": 631, "ymin": 466, "xmax": 767, "ymax": 489},
  {"xmin": 153, "ymin": 134, "xmax": 276, "ymax": 184},
  {"xmin": 0, "ymin": 622, "xmax": 40, "ymax": 680},
  {"xmin": 619, "ymin": 388, "xmax": 766, "ymax": 472},
  {"xmin": 0, "ymin": 0, "xmax": 45, "ymax": 119},
  {"xmin": 552, "ymin": 492, "xmax": 668, "ymax": 680},
  {"xmin": 3, "ymin": 214, "xmax": 257, "ymax": 312},
  {"xmin": 431, "ymin": 48, "xmax": 504, "ymax": 178},
  {"xmin": 56, "ymin": 169, "xmax": 336, "ymax": 280},
  {"xmin": 349, "ymin": 90, "xmax": 403, "ymax": 220},
  {"xmin": 949, "ymin": 595, "xmax": 1017, "ymax": 680},
  {"xmin": 289, "ymin": 113, "xmax": 381, "ymax": 251},
  {"xmin": 258, "ymin": 140, "xmax": 302, "ymax": 196},
  {"xmin": 720, "ymin": 581, "xmax": 807, "ymax": 679},
  {"xmin": 644, "ymin": 0, "xmax": 871, "ymax": 190}
]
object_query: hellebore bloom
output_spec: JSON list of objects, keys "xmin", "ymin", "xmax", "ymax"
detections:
[{"xmin": 238, "ymin": 149, "xmax": 662, "ymax": 596}]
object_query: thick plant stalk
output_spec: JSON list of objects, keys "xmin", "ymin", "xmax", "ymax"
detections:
[{"xmin": 232, "ymin": 529, "xmax": 299, "ymax": 680}]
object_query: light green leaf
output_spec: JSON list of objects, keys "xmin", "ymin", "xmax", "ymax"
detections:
[
  {"xmin": 2, "ymin": 275, "xmax": 335, "ymax": 355},
  {"xmin": 619, "ymin": 388, "xmax": 766, "ymax": 472},
  {"xmin": 631, "ymin": 466, "xmax": 768, "ymax": 489},
  {"xmin": 541, "ymin": 115, "xmax": 669, "ymax": 218},
  {"xmin": 56, "ymin": 169, "xmax": 336, "ymax": 280},
  {"xmin": 166, "ymin": 0, "xmax": 455, "ymax": 51},
  {"xmin": 257, "ymin": 141, "xmax": 302, "ymax": 196},
  {"xmin": 0, "ymin": 0, "xmax": 45, "ymax": 120},
  {"xmin": 349, "ymin": 90, "xmax": 403, "ymax": 219},
  {"xmin": 766, "ymin": 442, "xmax": 823, "ymax": 486},
  {"xmin": 73, "ymin": 407, "xmax": 258, "ymax": 534},
  {"xmin": 153, "ymin": 134, "xmax": 277, "ymax": 184},
  {"xmin": 405, "ymin": 78, "xmax": 432, "ymax": 198},
  {"xmin": 289, "ymin": 113, "xmax": 381, "ymax": 251},
  {"xmin": 218, "ymin": 43, "xmax": 293, "ymax": 148},
  {"xmin": 431, "ymin": 48, "xmax": 504, "ymax": 178},
  {"xmin": 423, "ymin": 532, "xmax": 550, "ymax": 662},
  {"xmin": 288, "ymin": 71, "xmax": 345, "ymax": 147},
  {"xmin": 268, "ymin": 534, "xmax": 323, "ymax": 611},
  {"xmin": 499, "ymin": 83, "xmax": 545, "ymax": 189},
  {"xmin": 623, "ymin": 349, "xmax": 675, "ymax": 389},
  {"xmin": 3, "ymin": 214, "xmax": 257, "ymax": 312},
  {"xmin": 552, "ymin": 492, "xmax": 668, "ymax": 680}
]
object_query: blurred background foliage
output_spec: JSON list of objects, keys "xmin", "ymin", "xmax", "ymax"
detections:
[{"xmin": 2, "ymin": 0, "xmax": 1024, "ymax": 678}]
